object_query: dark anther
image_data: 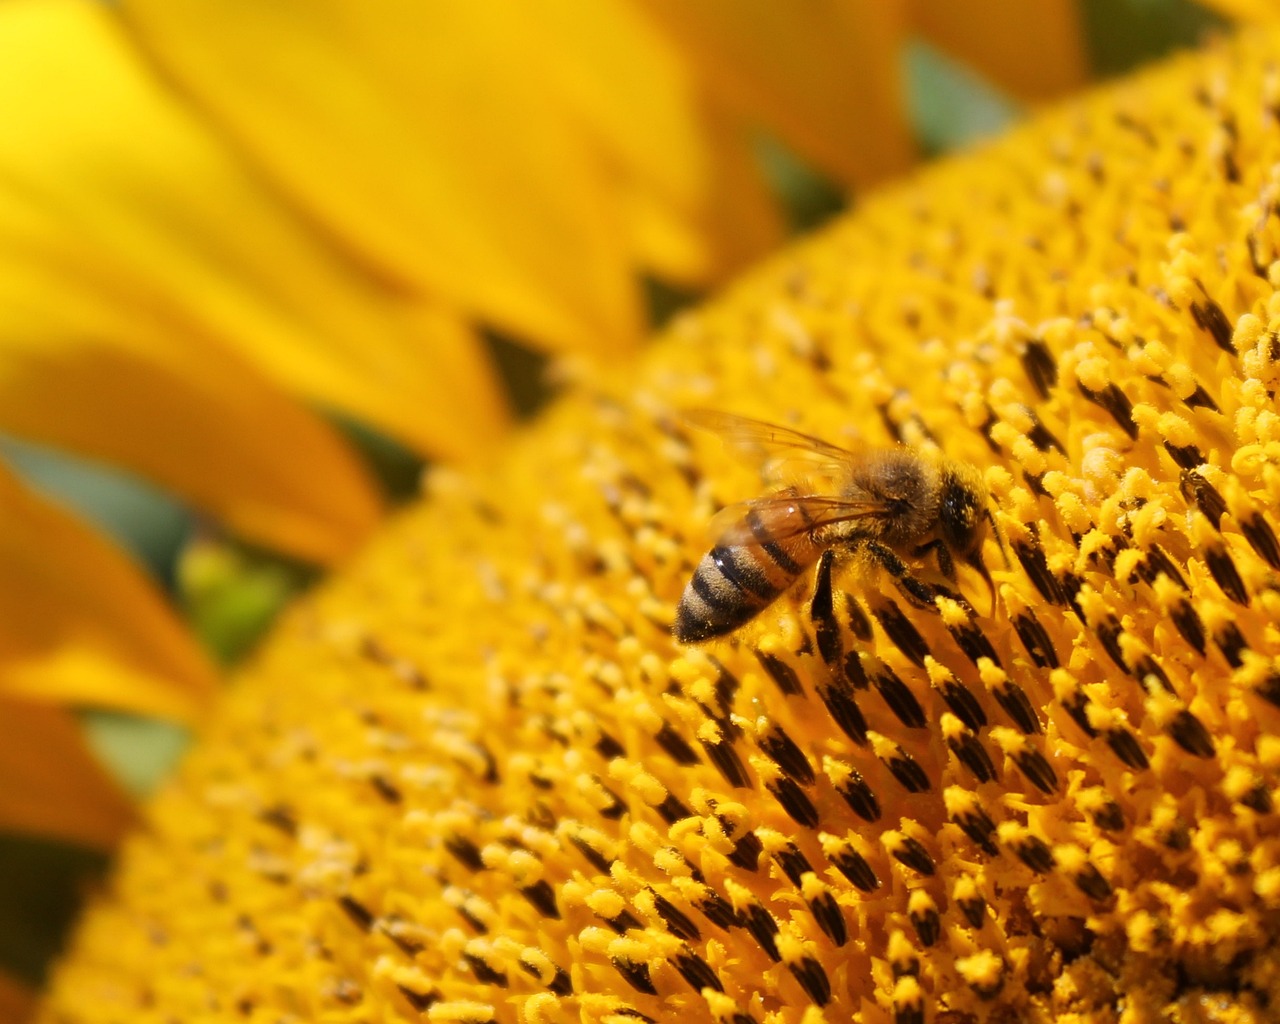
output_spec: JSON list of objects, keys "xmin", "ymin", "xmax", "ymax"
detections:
[
  {"xmin": 958, "ymin": 893, "xmax": 987, "ymax": 929},
  {"xmin": 1105, "ymin": 727, "xmax": 1150, "ymax": 770},
  {"xmin": 603, "ymin": 909, "xmax": 643, "ymax": 935},
  {"xmin": 818, "ymin": 682, "xmax": 869, "ymax": 745},
  {"xmin": 755, "ymin": 651, "xmax": 805, "ymax": 696},
  {"xmin": 655, "ymin": 721, "xmax": 701, "ymax": 765},
  {"xmin": 884, "ymin": 746, "xmax": 931, "ymax": 793},
  {"xmin": 772, "ymin": 842, "xmax": 814, "ymax": 885},
  {"xmin": 1013, "ymin": 535, "xmax": 1064, "ymax": 605},
  {"xmin": 1073, "ymin": 863, "xmax": 1113, "ymax": 901},
  {"xmin": 830, "ymin": 848, "xmax": 880, "ymax": 892},
  {"xmin": 1093, "ymin": 615, "xmax": 1129, "ymax": 673},
  {"xmin": 1168, "ymin": 709, "xmax": 1215, "ymax": 758},
  {"xmin": 673, "ymin": 952, "xmax": 724, "ymax": 993},
  {"xmin": 891, "ymin": 836, "xmax": 936, "ymax": 876},
  {"xmin": 845, "ymin": 593, "xmax": 874, "ymax": 642},
  {"xmin": 952, "ymin": 806, "xmax": 999, "ymax": 857},
  {"xmin": 1215, "ymin": 621, "xmax": 1249, "ymax": 668},
  {"xmin": 612, "ymin": 957, "xmax": 657, "ymax": 995},
  {"xmin": 520, "ymin": 880, "xmax": 561, "ymax": 919},
  {"xmin": 1011, "ymin": 834, "xmax": 1056, "ymax": 873},
  {"xmin": 993, "ymin": 681, "xmax": 1043, "ymax": 735},
  {"xmin": 1021, "ymin": 339, "xmax": 1058, "ymax": 399},
  {"xmin": 444, "ymin": 835, "xmax": 485, "ymax": 872},
  {"xmin": 338, "ymin": 895, "xmax": 374, "ymax": 932},
  {"xmin": 1180, "ymin": 470, "xmax": 1226, "ymax": 528},
  {"xmin": 653, "ymin": 893, "xmax": 701, "ymax": 942},
  {"xmin": 835, "ymin": 769, "xmax": 881, "ymax": 821},
  {"xmin": 656, "ymin": 794, "xmax": 693, "ymax": 825},
  {"xmin": 937, "ymin": 677, "xmax": 987, "ymax": 731},
  {"xmin": 948, "ymin": 617, "xmax": 1001, "ymax": 667},
  {"xmin": 1013, "ymin": 747, "xmax": 1059, "ymax": 794},
  {"xmin": 1241, "ymin": 512, "xmax": 1280, "ymax": 569},
  {"xmin": 807, "ymin": 890, "xmax": 848, "ymax": 947},
  {"xmin": 909, "ymin": 904, "xmax": 941, "ymax": 947},
  {"xmin": 949, "ymin": 731, "xmax": 997, "ymax": 783},
  {"xmin": 788, "ymin": 956, "xmax": 832, "ymax": 1007},
  {"xmin": 873, "ymin": 667, "xmax": 927, "ymax": 728},
  {"xmin": 1205, "ymin": 543, "xmax": 1249, "ymax": 605},
  {"xmin": 1190, "ymin": 297, "xmax": 1236, "ymax": 354},
  {"xmin": 759, "ymin": 726, "xmax": 815, "ymax": 785},
  {"xmin": 1077, "ymin": 381, "xmax": 1138, "ymax": 438},
  {"xmin": 767, "ymin": 777, "xmax": 821, "ymax": 828},
  {"xmin": 702, "ymin": 736, "xmax": 751, "ymax": 789},
  {"xmin": 1090, "ymin": 798, "xmax": 1126, "ymax": 832},
  {"xmin": 726, "ymin": 829, "xmax": 763, "ymax": 872},
  {"xmin": 1170, "ymin": 599, "xmax": 1207, "ymax": 656},
  {"xmin": 1012, "ymin": 611, "xmax": 1059, "ymax": 668},
  {"xmin": 740, "ymin": 903, "xmax": 782, "ymax": 961},
  {"xmin": 569, "ymin": 835, "xmax": 612, "ymax": 873},
  {"xmin": 1164, "ymin": 441, "xmax": 1205, "ymax": 471},
  {"xmin": 464, "ymin": 953, "xmax": 509, "ymax": 987},
  {"xmin": 874, "ymin": 602, "xmax": 930, "ymax": 666}
]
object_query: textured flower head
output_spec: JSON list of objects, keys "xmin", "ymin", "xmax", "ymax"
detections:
[{"xmin": 40, "ymin": 21, "xmax": 1280, "ymax": 1024}]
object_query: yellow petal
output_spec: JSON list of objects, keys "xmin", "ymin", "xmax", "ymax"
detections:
[
  {"xmin": 117, "ymin": 0, "xmax": 645, "ymax": 355},
  {"xmin": 0, "ymin": 700, "xmax": 133, "ymax": 849},
  {"xmin": 1193, "ymin": 0, "xmax": 1279, "ymax": 20},
  {"xmin": 0, "ymin": 462, "xmax": 215, "ymax": 720},
  {"xmin": 911, "ymin": 0, "xmax": 1087, "ymax": 100},
  {"xmin": 0, "ymin": 971, "xmax": 35, "ymax": 1024},
  {"xmin": 0, "ymin": 0, "xmax": 507, "ymax": 471},
  {"xmin": 638, "ymin": 0, "xmax": 916, "ymax": 188}
]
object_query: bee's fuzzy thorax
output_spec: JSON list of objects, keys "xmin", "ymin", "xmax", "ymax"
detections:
[{"xmin": 44, "ymin": 28, "xmax": 1280, "ymax": 1024}]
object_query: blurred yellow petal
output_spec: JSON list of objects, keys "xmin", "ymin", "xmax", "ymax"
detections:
[
  {"xmin": 638, "ymin": 0, "xmax": 916, "ymax": 188},
  {"xmin": 117, "ymin": 0, "xmax": 645, "ymax": 356},
  {"xmin": 0, "ymin": 257, "xmax": 382, "ymax": 564},
  {"xmin": 0, "ymin": 462, "xmax": 215, "ymax": 720},
  {"xmin": 0, "ymin": 0, "xmax": 507, "ymax": 469},
  {"xmin": 1194, "ymin": 0, "xmax": 1279, "ymax": 19},
  {"xmin": 911, "ymin": 0, "xmax": 1087, "ymax": 100},
  {"xmin": 0, "ymin": 700, "xmax": 133, "ymax": 849},
  {"xmin": 0, "ymin": 971, "xmax": 35, "ymax": 1024}
]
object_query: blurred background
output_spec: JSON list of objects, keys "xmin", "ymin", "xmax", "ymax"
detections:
[{"xmin": 0, "ymin": 0, "xmax": 1230, "ymax": 1007}]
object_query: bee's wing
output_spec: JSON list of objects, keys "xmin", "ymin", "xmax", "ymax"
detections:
[
  {"xmin": 706, "ymin": 492, "xmax": 893, "ymax": 547},
  {"xmin": 684, "ymin": 409, "xmax": 860, "ymax": 485}
]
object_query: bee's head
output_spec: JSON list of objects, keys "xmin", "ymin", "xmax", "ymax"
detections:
[{"xmin": 939, "ymin": 462, "xmax": 1000, "ymax": 608}]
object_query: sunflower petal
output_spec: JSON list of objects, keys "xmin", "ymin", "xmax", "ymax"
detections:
[
  {"xmin": 911, "ymin": 0, "xmax": 1087, "ymax": 101},
  {"xmin": 0, "ymin": 462, "xmax": 215, "ymax": 720},
  {"xmin": 0, "ymin": 0, "xmax": 506, "ymax": 479},
  {"xmin": 638, "ymin": 0, "xmax": 916, "ymax": 188},
  {"xmin": 117, "ymin": 0, "xmax": 645, "ymax": 355},
  {"xmin": 0, "ymin": 970, "xmax": 35, "ymax": 1024},
  {"xmin": 1192, "ymin": 0, "xmax": 1278, "ymax": 20},
  {"xmin": 0, "ymin": 700, "xmax": 134, "ymax": 849}
]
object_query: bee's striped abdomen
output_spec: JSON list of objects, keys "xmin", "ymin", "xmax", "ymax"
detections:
[{"xmin": 674, "ymin": 528, "xmax": 821, "ymax": 643}]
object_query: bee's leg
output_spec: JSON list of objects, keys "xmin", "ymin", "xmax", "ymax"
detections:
[
  {"xmin": 913, "ymin": 539, "xmax": 955, "ymax": 580},
  {"xmin": 809, "ymin": 549, "xmax": 842, "ymax": 669},
  {"xmin": 859, "ymin": 539, "xmax": 938, "ymax": 609}
]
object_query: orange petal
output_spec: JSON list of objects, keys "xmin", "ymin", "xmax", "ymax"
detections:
[
  {"xmin": 117, "ymin": 0, "xmax": 645, "ymax": 356},
  {"xmin": 0, "ymin": 462, "xmax": 216, "ymax": 720},
  {"xmin": 638, "ymin": 0, "xmax": 916, "ymax": 188},
  {"xmin": 0, "ymin": 0, "xmax": 507, "ymax": 476},
  {"xmin": 0, "ymin": 970, "xmax": 36, "ymax": 1024},
  {"xmin": 0, "ymin": 700, "xmax": 134, "ymax": 849},
  {"xmin": 911, "ymin": 0, "xmax": 1087, "ymax": 101}
]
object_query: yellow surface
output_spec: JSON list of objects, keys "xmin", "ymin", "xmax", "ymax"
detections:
[{"xmin": 44, "ymin": 28, "xmax": 1280, "ymax": 1024}]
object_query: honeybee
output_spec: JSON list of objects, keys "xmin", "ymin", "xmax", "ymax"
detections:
[{"xmin": 674, "ymin": 411, "xmax": 996, "ymax": 644}]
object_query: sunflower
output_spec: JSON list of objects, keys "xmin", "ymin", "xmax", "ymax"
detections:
[{"xmin": 0, "ymin": 1, "xmax": 1255, "ymax": 1021}]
